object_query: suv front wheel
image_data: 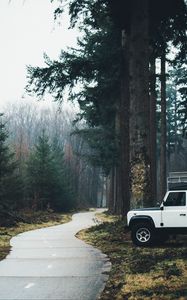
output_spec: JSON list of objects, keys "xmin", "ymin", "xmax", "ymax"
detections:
[{"xmin": 131, "ymin": 223, "xmax": 155, "ymax": 246}]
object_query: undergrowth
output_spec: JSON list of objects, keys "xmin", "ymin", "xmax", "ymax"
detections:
[{"xmin": 78, "ymin": 212, "xmax": 187, "ymax": 300}]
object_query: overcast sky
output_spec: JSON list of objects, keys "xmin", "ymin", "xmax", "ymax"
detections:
[{"xmin": 0, "ymin": 0, "xmax": 78, "ymax": 110}]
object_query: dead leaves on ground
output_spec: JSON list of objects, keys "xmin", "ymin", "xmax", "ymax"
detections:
[{"xmin": 78, "ymin": 212, "xmax": 187, "ymax": 300}]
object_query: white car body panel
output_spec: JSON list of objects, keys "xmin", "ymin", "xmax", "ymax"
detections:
[
  {"xmin": 127, "ymin": 191, "xmax": 187, "ymax": 229},
  {"xmin": 127, "ymin": 210, "xmax": 161, "ymax": 227},
  {"xmin": 162, "ymin": 191, "xmax": 187, "ymax": 228}
]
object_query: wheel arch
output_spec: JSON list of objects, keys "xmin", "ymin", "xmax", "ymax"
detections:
[{"xmin": 129, "ymin": 216, "xmax": 155, "ymax": 229}]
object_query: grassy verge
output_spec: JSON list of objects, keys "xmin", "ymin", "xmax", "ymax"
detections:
[
  {"xmin": 78, "ymin": 211, "xmax": 187, "ymax": 300},
  {"xmin": 0, "ymin": 210, "xmax": 72, "ymax": 261}
]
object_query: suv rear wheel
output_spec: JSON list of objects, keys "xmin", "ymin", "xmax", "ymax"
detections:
[{"xmin": 131, "ymin": 223, "xmax": 154, "ymax": 246}]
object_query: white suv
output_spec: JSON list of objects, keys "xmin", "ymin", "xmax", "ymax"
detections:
[{"xmin": 127, "ymin": 186, "xmax": 187, "ymax": 246}]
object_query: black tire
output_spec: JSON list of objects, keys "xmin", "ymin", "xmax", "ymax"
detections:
[{"xmin": 131, "ymin": 223, "xmax": 155, "ymax": 246}]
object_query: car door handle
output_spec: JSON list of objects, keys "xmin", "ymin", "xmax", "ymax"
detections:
[{"xmin": 180, "ymin": 214, "xmax": 186, "ymax": 216}]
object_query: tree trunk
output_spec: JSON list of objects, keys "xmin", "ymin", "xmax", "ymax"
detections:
[
  {"xmin": 149, "ymin": 55, "xmax": 157, "ymax": 204},
  {"xmin": 108, "ymin": 167, "xmax": 115, "ymax": 213},
  {"xmin": 112, "ymin": 29, "xmax": 130, "ymax": 216},
  {"xmin": 120, "ymin": 29, "xmax": 130, "ymax": 216},
  {"xmin": 160, "ymin": 49, "xmax": 167, "ymax": 200},
  {"xmin": 115, "ymin": 166, "xmax": 121, "ymax": 214},
  {"xmin": 174, "ymin": 91, "xmax": 178, "ymax": 163},
  {"xmin": 130, "ymin": 0, "xmax": 151, "ymax": 207},
  {"xmin": 113, "ymin": 89, "xmax": 121, "ymax": 214}
]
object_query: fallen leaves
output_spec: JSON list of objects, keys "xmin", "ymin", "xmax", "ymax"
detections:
[{"xmin": 78, "ymin": 211, "xmax": 187, "ymax": 300}]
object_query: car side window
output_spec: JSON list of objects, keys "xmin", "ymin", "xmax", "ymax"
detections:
[{"xmin": 164, "ymin": 192, "xmax": 186, "ymax": 207}]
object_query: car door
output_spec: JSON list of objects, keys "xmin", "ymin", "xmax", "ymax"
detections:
[{"xmin": 162, "ymin": 191, "xmax": 187, "ymax": 228}]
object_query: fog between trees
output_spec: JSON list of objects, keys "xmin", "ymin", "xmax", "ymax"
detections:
[{"xmin": 0, "ymin": 103, "xmax": 103, "ymax": 225}]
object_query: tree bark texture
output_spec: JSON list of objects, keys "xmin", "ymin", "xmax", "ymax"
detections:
[
  {"xmin": 130, "ymin": 0, "xmax": 151, "ymax": 207},
  {"xmin": 110, "ymin": 29, "xmax": 130, "ymax": 216},
  {"xmin": 149, "ymin": 56, "xmax": 157, "ymax": 204},
  {"xmin": 120, "ymin": 29, "xmax": 130, "ymax": 215},
  {"xmin": 108, "ymin": 169, "xmax": 114, "ymax": 213},
  {"xmin": 160, "ymin": 49, "xmax": 167, "ymax": 200}
]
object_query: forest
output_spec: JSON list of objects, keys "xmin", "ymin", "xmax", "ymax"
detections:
[
  {"xmin": 0, "ymin": 0, "xmax": 187, "ymax": 223},
  {"xmin": 0, "ymin": 102, "xmax": 103, "ymax": 226}
]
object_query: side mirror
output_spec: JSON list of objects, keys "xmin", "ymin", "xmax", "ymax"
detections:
[{"xmin": 160, "ymin": 205, "xmax": 164, "ymax": 211}]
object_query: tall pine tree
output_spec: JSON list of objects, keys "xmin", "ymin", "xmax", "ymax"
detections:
[
  {"xmin": 26, "ymin": 0, "xmax": 187, "ymax": 213},
  {"xmin": 0, "ymin": 114, "xmax": 23, "ymax": 225},
  {"xmin": 27, "ymin": 131, "xmax": 56, "ymax": 210},
  {"xmin": 27, "ymin": 131, "xmax": 75, "ymax": 211}
]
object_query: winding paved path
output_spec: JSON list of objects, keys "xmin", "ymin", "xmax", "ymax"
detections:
[{"xmin": 0, "ymin": 210, "xmax": 111, "ymax": 300}]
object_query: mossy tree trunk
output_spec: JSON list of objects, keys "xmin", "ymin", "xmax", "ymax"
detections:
[{"xmin": 130, "ymin": 0, "xmax": 151, "ymax": 207}]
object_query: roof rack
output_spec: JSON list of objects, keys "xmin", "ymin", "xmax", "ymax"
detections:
[{"xmin": 167, "ymin": 172, "xmax": 187, "ymax": 190}]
